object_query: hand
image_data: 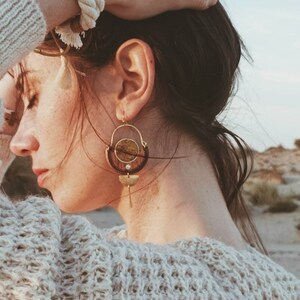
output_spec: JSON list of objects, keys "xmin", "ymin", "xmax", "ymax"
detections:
[
  {"xmin": 0, "ymin": 73, "xmax": 23, "ymax": 136},
  {"xmin": 38, "ymin": 0, "xmax": 217, "ymax": 31},
  {"xmin": 37, "ymin": 0, "xmax": 81, "ymax": 31},
  {"xmin": 105, "ymin": 0, "xmax": 218, "ymax": 20}
]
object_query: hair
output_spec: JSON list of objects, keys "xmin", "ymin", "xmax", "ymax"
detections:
[{"xmin": 34, "ymin": 3, "xmax": 267, "ymax": 253}]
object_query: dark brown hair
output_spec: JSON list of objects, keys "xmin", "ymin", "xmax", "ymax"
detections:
[{"xmin": 37, "ymin": 3, "xmax": 266, "ymax": 253}]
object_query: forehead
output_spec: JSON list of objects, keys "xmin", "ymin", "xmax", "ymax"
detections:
[{"xmin": 23, "ymin": 53, "xmax": 62, "ymax": 80}]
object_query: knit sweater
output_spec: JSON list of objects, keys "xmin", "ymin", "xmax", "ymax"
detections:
[
  {"xmin": 0, "ymin": 4, "xmax": 299, "ymax": 299},
  {"xmin": 0, "ymin": 194, "xmax": 299, "ymax": 300},
  {"xmin": 0, "ymin": 0, "xmax": 47, "ymax": 78}
]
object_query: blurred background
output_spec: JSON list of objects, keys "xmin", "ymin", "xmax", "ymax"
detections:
[
  {"xmin": 1, "ymin": 0, "xmax": 300, "ymax": 277},
  {"xmin": 222, "ymin": 0, "xmax": 300, "ymax": 152}
]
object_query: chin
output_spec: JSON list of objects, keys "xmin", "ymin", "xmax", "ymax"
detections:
[
  {"xmin": 52, "ymin": 193, "xmax": 103, "ymax": 214},
  {"xmin": 57, "ymin": 204, "xmax": 92, "ymax": 214},
  {"xmin": 50, "ymin": 182, "xmax": 118, "ymax": 213},
  {"xmin": 51, "ymin": 193, "xmax": 81, "ymax": 213}
]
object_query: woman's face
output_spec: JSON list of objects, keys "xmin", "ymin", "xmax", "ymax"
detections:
[{"xmin": 10, "ymin": 53, "xmax": 123, "ymax": 212}]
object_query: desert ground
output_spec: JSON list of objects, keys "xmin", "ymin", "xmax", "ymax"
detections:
[{"xmin": 80, "ymin": 146, "xmax": 300, "ymax": 278}]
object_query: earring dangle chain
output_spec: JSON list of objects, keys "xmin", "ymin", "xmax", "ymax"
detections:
[{"xmin": 106, "ymin": 121, "xmax": 149, "ymax": 207}]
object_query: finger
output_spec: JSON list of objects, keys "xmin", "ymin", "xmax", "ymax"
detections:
[
  {"xmin": 105, "ymin": 0, "xmax": 218, "ymax": 20},
  {"xmin": 205, "ymin": 0, "xmax": 218, "ymax": 9},
  {"xmin": 174, "ymin": 0, "xmax": 218, "ymax": 11}
]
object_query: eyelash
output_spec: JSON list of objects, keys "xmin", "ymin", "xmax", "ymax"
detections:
[{"xmin": 26, "ymin": 94, "xmax": 38, "ymax": 110}]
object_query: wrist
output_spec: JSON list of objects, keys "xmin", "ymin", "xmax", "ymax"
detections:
[
  {"xmin": 37, "ymin": 0, "xmax": 80, "ymax": 31},
  {"xmin": 104, "ymin": 0, "xmax": 120, "ymax": 5}
]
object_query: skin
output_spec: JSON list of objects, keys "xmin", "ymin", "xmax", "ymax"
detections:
[
  {"xmin": 3, "ymin": 39, "xmax": 247, "ymax": 250},
  {"xmin": 0, "ymin": 74, "xmax": 21, "ymax": 136},
  {"xmin": 37, "ymin": 0, "xmax": 218, "ymax": 31}
]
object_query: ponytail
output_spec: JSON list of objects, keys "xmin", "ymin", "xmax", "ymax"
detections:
[
  {"xmin": 182, "ymin": 118, "xmax": 268, "ymax": 254},
  {"xmin": 209, "ymin": 121, "xmax": 268, "ymax": 254}
]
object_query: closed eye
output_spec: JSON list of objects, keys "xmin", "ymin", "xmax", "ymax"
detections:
[{"xmin": 27, "ymin": 94, "xmax": 38, "ymax": 110}]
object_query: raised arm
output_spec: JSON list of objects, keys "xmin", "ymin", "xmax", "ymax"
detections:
[
  {"xmin": 0, "ymin": 0, "xmax": 46, "ymax": 79},
  {"xmin": 0, "ymin": 0, "xmax": 77, "ymax": 78},
  {"xmin": 105, "ymin": 0, "xmax": 218, "ymax": 20},
  {"xmin": 0, "ymin": 0, "xmax": 217, "ymax": 78}
]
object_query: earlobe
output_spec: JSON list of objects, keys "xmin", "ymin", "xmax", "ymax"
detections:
[{"xmin": 114, "ymin": 39, "xmax": 155, "ymax": 122}]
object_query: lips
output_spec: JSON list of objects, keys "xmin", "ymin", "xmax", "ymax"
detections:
[{"xmin": 32, "ymin": 169, "xmax": 49, "ymax": 187}]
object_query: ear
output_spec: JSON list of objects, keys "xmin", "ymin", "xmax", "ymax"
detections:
[{"xmin": 113, "ymin": 39, "xmax": 155, "ymax": 122}]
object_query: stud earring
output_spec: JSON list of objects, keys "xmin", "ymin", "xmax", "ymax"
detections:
[{"xmin": 106, "ymin": 122, "xmax": 149, "ymax": 206}]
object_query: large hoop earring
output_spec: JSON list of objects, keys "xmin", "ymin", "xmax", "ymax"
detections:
[{"xmin": 106, "ymin": 123, "xmax": 149, "ymax": 206}]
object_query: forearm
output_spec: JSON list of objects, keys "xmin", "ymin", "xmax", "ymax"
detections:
[
  {"xmin": 37, "ymin": 0, "xmax": 80, "ymax": 31},
  {"xmin": 0, "ymin": 0, "xmax": 47, "ymax": 78},
  {"xmin": 0, "ymin": 0, "xmax": 81, "ymax": 79}
]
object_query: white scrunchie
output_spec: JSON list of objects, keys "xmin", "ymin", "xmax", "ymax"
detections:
[{"xmin": 55, "ymin": 0, "xmax": 105, "ymax": 49}]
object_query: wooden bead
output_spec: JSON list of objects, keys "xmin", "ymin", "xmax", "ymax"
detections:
[{"xmin": 119, "ymin": 175, "xmax": 139, "ymax": 187}]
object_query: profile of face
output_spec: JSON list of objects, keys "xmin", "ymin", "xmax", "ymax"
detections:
[{"xmin": 10, "ymin": 39, "xmax": 155, "ymax": 213}]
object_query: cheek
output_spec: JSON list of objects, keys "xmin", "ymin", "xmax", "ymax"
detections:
[
  {"xmin": 38, "ymin": 86, "xmax": 77, "ymax": 139},
  {"xmin": 35, "ymin": 83, "xmax": 123, "ymax": 211},
  {"xmin": 50, "ymin": 142, "xmax": 123, "ymax": 213},
  {"xmin": 48, "ymin": 119, "xmax": 122, "ymax": 212}
]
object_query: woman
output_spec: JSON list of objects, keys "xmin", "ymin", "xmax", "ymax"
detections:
[{"xmin": 0, "ymin": 2, "xmax": 299, "ymax": 300}]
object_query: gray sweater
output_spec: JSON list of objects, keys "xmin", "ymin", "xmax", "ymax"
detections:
[
  {"xmin": 0, "ymin": 0, "xmax": 46, "ymax": 78},
  {"xmin": 0, "ymin": 192, "xmax": 299, "ymax": 299}
]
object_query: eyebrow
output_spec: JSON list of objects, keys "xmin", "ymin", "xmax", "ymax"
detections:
[
  {"xmin": 27, "ymin": 72, "xmax": 42, "ymax": 84},
  {"xmin": 19, "ymin": 71, "xmax": 42, "ymax": 88}
]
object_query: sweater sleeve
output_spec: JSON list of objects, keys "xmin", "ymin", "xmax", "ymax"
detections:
[
  {"xmin": 0, "ymin": 0, "xmax": 47, "ymax": 78},
  {"xmin": 0, "ymin": 194, "xmax": 62, "ymax": 299}
]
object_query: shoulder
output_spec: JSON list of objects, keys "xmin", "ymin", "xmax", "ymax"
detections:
[{"xmin": 174, "ymin": 237, "xmax": 300, "ymax": 298}]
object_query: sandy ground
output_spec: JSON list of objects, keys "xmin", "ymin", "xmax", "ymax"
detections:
[
  {"xmin": 251, "ymin": 206, "xmax": 300, "ymax": 278},
  {"xmin": 79, "ymin": 207, "xmax": 300, "ymax": 278}
]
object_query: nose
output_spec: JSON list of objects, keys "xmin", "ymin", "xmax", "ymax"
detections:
[{"xmin": 10, "ymin": 116, "xmax": 39, "ymax": 157}]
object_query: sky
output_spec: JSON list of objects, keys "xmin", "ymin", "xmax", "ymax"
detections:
[{"xmin": 218, "ymin": 0, "xmax": 300, "ymax": 151}]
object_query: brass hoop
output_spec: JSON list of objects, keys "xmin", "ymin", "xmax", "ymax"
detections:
[{"xmin": 106, "ymin": 123, "xmax": 149, "ymax": 175}]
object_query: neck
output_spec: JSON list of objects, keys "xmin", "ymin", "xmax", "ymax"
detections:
[{"xmin": 114, "ymin": 133, "xmax": 246, "ymax": 250}]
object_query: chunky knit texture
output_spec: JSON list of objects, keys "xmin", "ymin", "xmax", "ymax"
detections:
[
  {"xmin": 0, "ymin": 194, "xmax": 299, "ymax": 299},
  {"xmin": 0, "ymin": 0, "xmax": 46, "ymax": 78}
]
